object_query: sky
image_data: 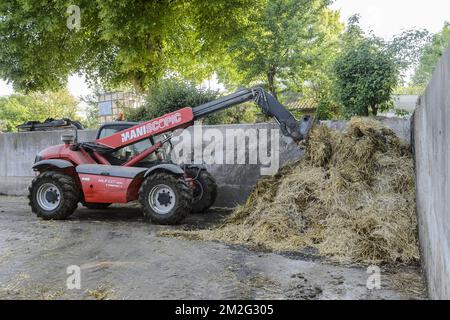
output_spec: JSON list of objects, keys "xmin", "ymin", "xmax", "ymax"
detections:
[
  {"xmin": 331, "ymin": 0, "xmax": 450, "ymax": 39},
  {"xmin": 0, "ymin": 74, "xmax": 90, "ymax": 98},
  {"xmin": 1, "ymin": 0, "xmax": 450, "ymax": 98}
]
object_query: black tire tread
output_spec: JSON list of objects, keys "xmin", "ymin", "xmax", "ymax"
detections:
[
  {"xmin": 138, "ymin": 171, "xmax": 192, "ymax": 225},
  {"xmin": 186, "ymin": 169, "xmax": 218, "ymax": 213},
  {"xmin": 28, "ymin": 171, "xmax": 80, "ymax": 220}
]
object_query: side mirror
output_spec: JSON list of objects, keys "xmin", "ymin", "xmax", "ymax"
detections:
[{"xmin": 70, "ymin": 123, "xmax": 79, "ymax": 144}]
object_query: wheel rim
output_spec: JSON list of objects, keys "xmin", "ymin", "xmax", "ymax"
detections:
[
  {"xmin": 36, "ymin": 183, "xmax": 61, "ymax": 211},
  {"xmin": 148, "ymin": 184, "xmax": 176, "ymax": 215}
]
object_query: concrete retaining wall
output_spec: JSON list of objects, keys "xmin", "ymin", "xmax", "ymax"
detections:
[
  {"xmin": 0, "ymin": 129, "xmax": 97, "ymax": 196},
  {"xmin": 171, "ymin": 123, "xmax": 305, "ymax": 206},
  {"xmin": 323, "ymin": 116, "xmax": 411, "ymax": 145},
  {"xmin": 414, "ymin": 45, "xmax": 450, "ymax": 299},
  {"xmin": 0, "ymin": 124, "xmax": 303, "ymax": 207},
  {"xmin": 0, "ymin": 120, "xmax": 410, "ymax": 207}
]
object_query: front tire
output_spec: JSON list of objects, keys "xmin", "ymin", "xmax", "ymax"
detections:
[
  {"xmin": 139, "ymin": 171, "xmax": 192, "ymax": 225},
  {"xmin": 185, "ymin": 168, "xmax": 218, "ymax": 213},
  {"xmin": 28, "ymin": 171, "xmax": 80, "ymax": 220}
]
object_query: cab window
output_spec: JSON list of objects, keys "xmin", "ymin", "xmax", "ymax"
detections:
[
  {"xmin": 97, "ymin": 125, "xmax": 157, "ymax": 163},
  {"xmin": 98, "ymin": 127, "xmax": 120, "ymax": 139}
]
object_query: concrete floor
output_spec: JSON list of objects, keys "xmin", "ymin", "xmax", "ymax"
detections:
[{"xmin": 0, "ymin": 196, "xmax": 425, "ymax": 300}]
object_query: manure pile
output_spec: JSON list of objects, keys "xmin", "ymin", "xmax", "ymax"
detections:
[{"xmin": 166, "ymin": 118, "xmax": 419, "ymax": 265}]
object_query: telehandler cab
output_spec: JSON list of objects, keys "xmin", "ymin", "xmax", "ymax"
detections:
[{"xmin": 29, "ymin": 87, "xmax": 314, "ymax": 224}]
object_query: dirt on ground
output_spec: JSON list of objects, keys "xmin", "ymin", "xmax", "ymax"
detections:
[{"xmin": 0, "ymin": 196, "xmax": 425, "ymax": 300}]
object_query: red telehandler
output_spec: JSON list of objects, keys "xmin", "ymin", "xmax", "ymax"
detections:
[{"xmin": 29, "ymin": 87, "xmax": 314, "ymax": 224}]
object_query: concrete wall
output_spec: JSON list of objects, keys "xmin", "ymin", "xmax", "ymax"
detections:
[
  {"xmin": 0, "ymin": 124, "xmax": 303, "ymax": 207},
  {"xmin": 414, "ymin": 45, "xmax": 450, "ymax": 299},
  {"xmin": 170, "ymin": 123, "xmax": 304, "ymax": 206},
  {"xmin": 0, "ymin": 129, "xmax": 97, "ymax": 196},
  {"xmin": 0, "ymin": 120, "xmax": 410, "ymax": 207},
  {"xmin": 323, "ymin": 116, "xmax": 412, "ymax": 145}
]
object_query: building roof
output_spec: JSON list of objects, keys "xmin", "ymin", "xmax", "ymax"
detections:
[{"xmin": 283, "ymin": 94, "xmax": 317, "ymax": 111}]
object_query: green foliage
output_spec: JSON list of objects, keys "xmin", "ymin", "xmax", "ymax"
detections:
[
  {"xmin": 412, "ymin": 22, "xmax": 450, "ymax": 87},
  {"xmin": 126, "ymin": 79, "xmax": 259, "ymax": 125},
  {"xmin": 0, "ymin": 0, "xmax": 257, "ymax": 92},
  {"xmin": 394, "ymin": 86, "xmax": 424, "ymax": 95},
  {"xmin": 80, "ymin": 86, "xmax": 105, "ymax": 129},
  {"xmin": 315, "ymin": 99, "xmax": 339, "ymax": 120},
  {"xmin": 208, "ymin": 103, "xmax": 259, "ymax": 125},
  {"xmin": 0, "ymin": 89, "xmax": 79, "ymax": 131},
  {"xmin": 332, "ymin": 18, "xmax": 399, "ymax": 117},
  {"xmin": 218, "ymin": 0, "xmax": 343, "ymax": 99},
  {"xmin": 0, "ymin": 95, "xmax": 32, "ymax": 131},
  {"xmin": 394, "ymin": 109, "xmax": 411, "ymax": 118},
  {"xmin": 126, "ymin": 79, "xmax": 217, "ymax": 121},
  {"xmin": 83, "ymin": 102, "xmax": 100, "ymax": 129}
]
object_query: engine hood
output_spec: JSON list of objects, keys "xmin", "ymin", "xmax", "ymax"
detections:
[{"xmin": 36, "ymin": 144, "xmax": 66, "ymax": 161}]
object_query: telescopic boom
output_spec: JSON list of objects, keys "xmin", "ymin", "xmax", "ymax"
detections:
[{"xmin": 95, "ymin": 87, "xmax": 314, "ymax": 150}]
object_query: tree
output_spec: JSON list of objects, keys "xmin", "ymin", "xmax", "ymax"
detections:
[
  {"xmin": 0, "ymin": 0, "xmax": 258, "ymax": 92},
  {"xmin": 217, "ymin": 0, "xmax": 343, "ymax": 99},
  {"xmin": 333, "ymin": 19, "xmax": 398, "ymax": 117},
  {"xmin": 388, "ymin": 29, "xmax": 432, "ymax": 85},
  {"xmin": 79, "ymin": 85, "xmax": 106, "ymax": 129},
  {"xmin": 0, "ymin": 89, "xmax": 79, "ymax": 131},
  {"xmin": 412, "ymin": 23, "xmax": 450, "ymax": 87},
  {"xmin": 0, "ymin": 95, "xmax": 33, "ymax": 131}
]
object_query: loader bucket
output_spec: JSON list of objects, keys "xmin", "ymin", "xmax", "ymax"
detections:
[{"xmin": 297, "ymin": 115, "xmax": 315, "ymax": 142}]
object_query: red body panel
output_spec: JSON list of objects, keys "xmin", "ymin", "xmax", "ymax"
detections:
[
  {"xmin": 79, "ymin": 174, "xmax": 136, "ymax": 203},
  {"xmin": 95, "ymin": 107, "xmax": 194, "ymax": 149},
  {"xmin": 36, "ymin": 109, "xmax": 195, "ymax": 205},
  {"xmin": 92, "ymin": 152, "xmax": 111, "ymax": 165},
  {"xmin": 38, "ymin": 144, "xmax": 96, "ymax": 166}
]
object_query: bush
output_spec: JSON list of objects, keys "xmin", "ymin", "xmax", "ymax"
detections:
[
  {"xmin": 316, "ymin": 100, "xmax": 335, "ymax": 120},
  {"xmin": 207, "ymin": 102, "xmax": 259, "ymax": 125},
  {"xmin": 333, "ymin": 39, "xmax": 398, "ymax": 118},
  {"xmin": 126, "ymin": 79, "xmax": 219, "ymax": 123}
]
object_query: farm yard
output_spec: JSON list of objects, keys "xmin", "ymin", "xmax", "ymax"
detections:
[
  {"xmin": 1, "ymin": 0, "xmax": 450, "ymax": 303},
  {"xmin": 0, "ymin": 196, "xmax": 425, "ymax": 300}
]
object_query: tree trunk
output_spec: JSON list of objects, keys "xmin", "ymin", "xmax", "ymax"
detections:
[
  {"xmin": 267, "ymin": 70, "xmax": 277, "ymax": 100},
  {"xmin": 372, "ymin": 104, "xmax": 378, "ymax": 116},
  {"xmin": 362, "ymin": 105, "xmax": 369, "ymax": 117}
]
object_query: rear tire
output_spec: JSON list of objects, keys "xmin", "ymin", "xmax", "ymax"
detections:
[
  {"xmin": 185, "ymin": 168, "xmax": 218, "ymax": 213},
  {"xmin": 139, "ymin": 171, "xmax": 192, "ymax": 225},
  {"xmin": 28, "ymin": 171, "xmax": 80, "ymax": 220},
  {"xmin": 82, "ymin": 202, "xmax": 111, "ymax": 210}
]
